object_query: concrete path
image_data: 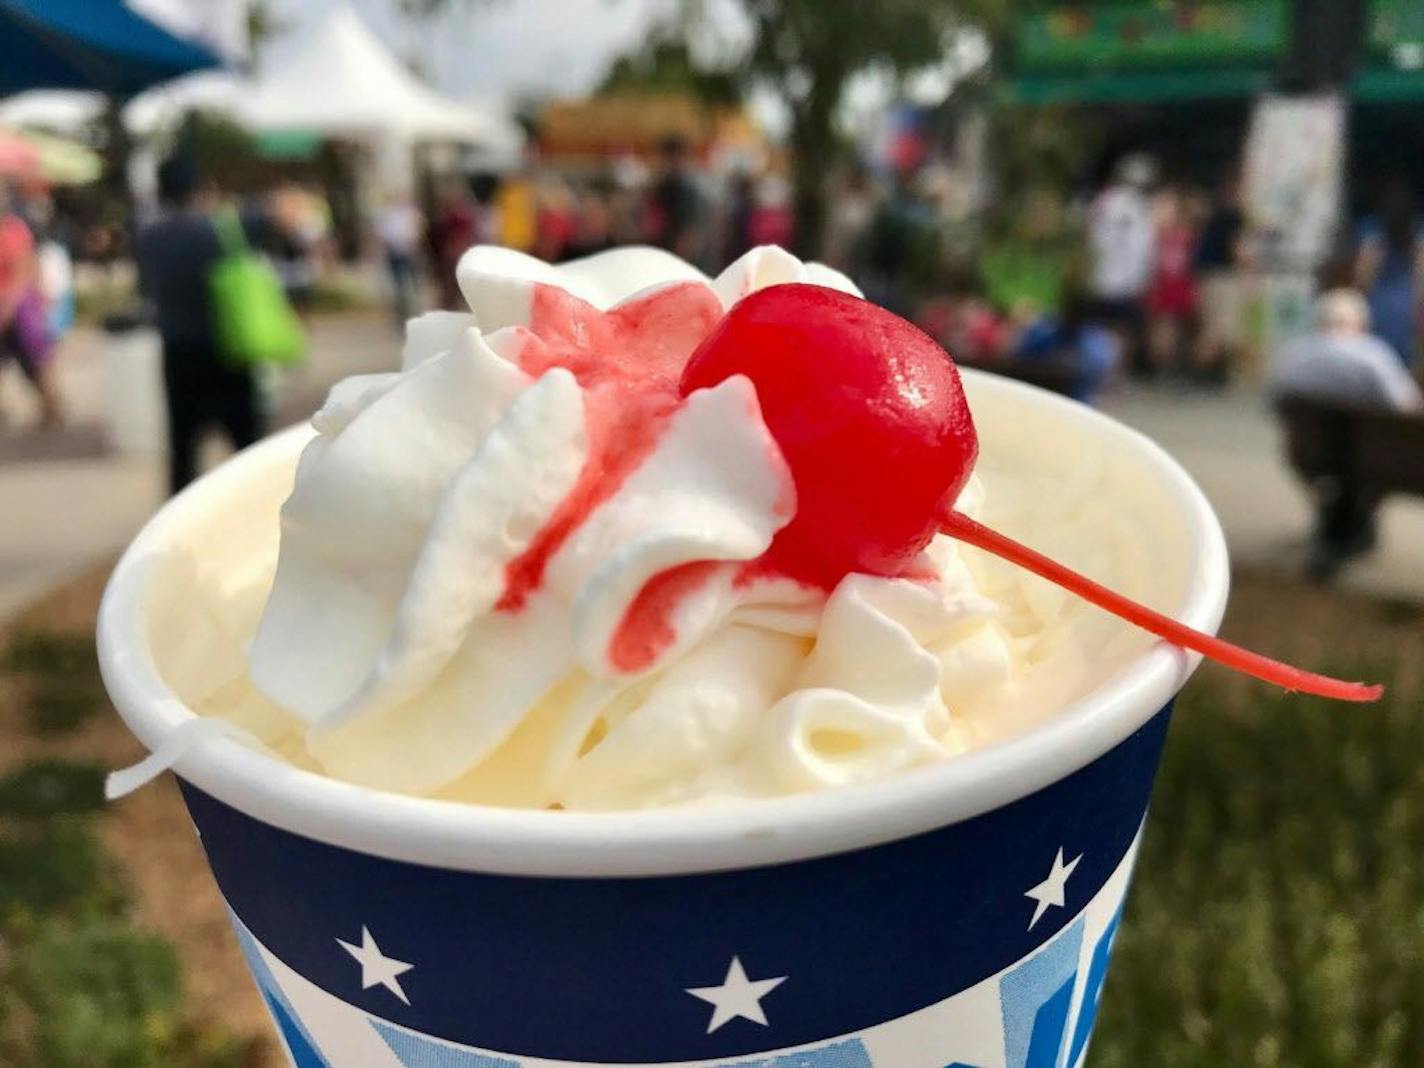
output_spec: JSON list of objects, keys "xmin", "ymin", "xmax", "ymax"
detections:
[
  {"xmin": 2, "ymin": 334, "xmax": 1422, "ymax": 623},
  {"xmin": 0, "ymin": 314, "xmax": 402, "ymax": 621},
  {"xmin": 1103, "ymin": 383, "xmax": 1424, "ymax": 604}
]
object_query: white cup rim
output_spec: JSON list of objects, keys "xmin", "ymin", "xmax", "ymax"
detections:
[{"xmin": 98, "ymin": 370, "xmax": 1229, "ymax": 878}]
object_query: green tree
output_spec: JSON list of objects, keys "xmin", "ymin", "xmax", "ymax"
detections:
[
  {"xmin": 414, "ymin": 1, "xmax": 1010, "ymax": 252},
  {"xmin": 598, "ymin": 39, "xmax": 742, "ymax": 106},
  {"xmin": 698, "ymin": 0, "xmax": 1009, "ymax": 253}
]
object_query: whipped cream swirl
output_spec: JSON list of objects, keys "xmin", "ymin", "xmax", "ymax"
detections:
[{"xmin": 243, "ymin": 246, "xmax": 1016, "ymax": 809}]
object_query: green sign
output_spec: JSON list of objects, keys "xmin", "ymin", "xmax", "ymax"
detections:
[
  {"xmin": 1018, "ymin": 2, "xmax": 1287, "ymax": 72},
  {"xmin": 1356, "ymin": 0, "xmax": 1424, "ymax": 101},
  {"xmin": 1369, "ymin": 0, "xmax": 1424, "ymax": 52}
]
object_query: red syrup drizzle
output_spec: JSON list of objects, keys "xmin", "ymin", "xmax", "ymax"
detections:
[
  {"xmin": 607, "ymin": 561, "xmax": 724, "ymax": 673},
  {"xmin": 494, "ymin": 282, "xmax": 725, "ymax": 620}
]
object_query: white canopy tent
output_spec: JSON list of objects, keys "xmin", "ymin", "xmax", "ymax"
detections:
[
  {"xmin": 0, "ymin": 6, "xmax": 522, "ymax": 162},
  {"xmin": 243, "ymin": 5, "xmax": 522, "ymax": 153},
  {"xmin": 0, "ymin": 90, "xmax": 103, "ymax": 132},
  {"xmin": 125, "ymin": 70, "xmax": 248, "ymax": 137},
  {"xmin": 0, "ymin": 74, "xmax": 246, "ymax": 140}
]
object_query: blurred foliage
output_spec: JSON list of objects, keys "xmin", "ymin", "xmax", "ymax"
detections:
[
  {"xmin": 1091, "ymin": 660, "xmax": 1424, "ymax": 1067},
  {"xmin": 988, "ymin": 103, "xmax": 1100, "ymax": 221},
  {"xmin": 0, "ymin": 920, "xmax": 179, "ymax": 1068},
  {"xmin": 73, "ymin": 274, "xmax": 138, "ymax": 327},
  {"xmin": 0, "ymin": 820, "xmax": 126, "ymax": 923},
  {"xmin": 27, "ymin": 682, "xmax": 104, "ymax": 735},
  {"xmin": 0, "ymin": 635, "xmax": 265, "ymax": 1067},
  {"xmin": 244, "ymin": 1, "xmax": 293, "ymax": 66},
  {"xmin": 3, "ymin": 632, "xmax": 99, "ymax": 677},
  {"xmin": 4, "ymin": 631, "xmax": 106, "ymax": 734},
  {"xmin": 598, "ymin": 40, "xmax": 742, "ymax": 105},
  {"xmin": 308, "ymin": 277, "xmax": 378, "ymax": 313},
  {"xmin": 0, "ymin": 761, "xmax": 107, "ymax": 819},
  {"xmin": 690, "ymin": 0, "xmax": 1011, "ymax": 252}
]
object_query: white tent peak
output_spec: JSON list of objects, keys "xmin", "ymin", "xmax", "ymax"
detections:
[{"xmin": 243, "ymin": 4, "xmax": 515, "ymax": 145}]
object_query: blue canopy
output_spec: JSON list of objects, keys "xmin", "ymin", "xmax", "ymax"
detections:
[{"xmin": 0, "ymin": 0, "xmax": 222, "ymax": 97}]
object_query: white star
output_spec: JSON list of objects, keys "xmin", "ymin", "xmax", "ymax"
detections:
[
  {"xmin": 685, "ymin": 956, "xmax": 787, "ymax": 1034},
  {"xmin": 1024, "ymin": 847, "xmax": 1083, "ymax": 931},
  {"xmin": 337, "ymin": 926, "xmax": 414, "ymax": 1005}
]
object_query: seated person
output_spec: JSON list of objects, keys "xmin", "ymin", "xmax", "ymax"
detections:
[
  {"xmin": 1270, "ymin": 288, "xmax": 1422, "ymax": 412},
  {"xmin": 1269, "ymin": 288, "xmax": 1422, "ymax": 577},
  {"xmin": 1013, "ymin": 291, "xmax": 1121, "ymax": 405}
]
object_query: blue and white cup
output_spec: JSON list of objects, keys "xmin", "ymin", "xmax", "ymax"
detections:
[{"xmin": 99, "ymin": 373, "xmax": 1229, "ymax": 1068}]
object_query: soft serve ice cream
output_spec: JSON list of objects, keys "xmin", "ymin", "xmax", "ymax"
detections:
[{"xmin": 145, "ymin": 246, "xmax": 1193, "ymax": 810}]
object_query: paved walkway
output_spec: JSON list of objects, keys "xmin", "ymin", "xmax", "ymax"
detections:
[
  {"xmin": 2, "ymin": 334, "xmax": 1422, "ymax": 622},
  {"xmin": 0, "ymin": 314, "xmax": 401, "ymax": 621},
  {"xmin": 1103, "ymin": 384, "xmax": 1424, "ymax": 603}
]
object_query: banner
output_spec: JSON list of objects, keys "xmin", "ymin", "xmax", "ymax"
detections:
[{"xmin": 1243, "ymin": 93, "xmax": 1346, "ymax": 272}]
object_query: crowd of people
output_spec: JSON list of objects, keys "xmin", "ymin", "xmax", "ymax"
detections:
[{"xmin": 387, "ymin": 136, "xmax": 796, "ymax": 316}]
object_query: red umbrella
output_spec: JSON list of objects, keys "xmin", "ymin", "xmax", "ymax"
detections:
[{"xmin": 0, "ymin": 130, "xmax": 41, "ymax": 178}]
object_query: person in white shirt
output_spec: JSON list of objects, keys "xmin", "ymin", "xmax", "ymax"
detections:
[
  {"xmin": 1271, "ymin": 288, "xmax": 1423, "ymax": 577},
  {"xmin": 1271, "ymin": 288, "xmax": 1422, "ymax": 411},
  {"xmin": 1087, "ymin": 155, "xmax": 1157, "ymax": 363},
  {"xmin": 375, "ymin": 190, "xmax": 424, "ymax": 331}
]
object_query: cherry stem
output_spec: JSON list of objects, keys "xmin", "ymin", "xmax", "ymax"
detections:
[{"xmin": 940, "ymin": 510, "xmax": 1383, "ymax": 703}]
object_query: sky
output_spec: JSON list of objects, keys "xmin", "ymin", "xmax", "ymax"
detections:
[
  {"xmin": 266, "ymin": 0, "xmax": 694, "ymax": 105},
  {"xmin": 260, "ymin": 0, "xmax": 979, "ymax": 140}
]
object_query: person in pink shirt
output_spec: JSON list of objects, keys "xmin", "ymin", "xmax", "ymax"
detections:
[
  {"xmin": 1145, "ymin": 188, "xmax": 1199, "ymax": 375},
  {"xmin": 0, "ymin": 197, "xmax": 62, "ymax": 428}
]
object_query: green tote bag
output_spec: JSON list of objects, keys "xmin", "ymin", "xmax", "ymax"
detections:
[{"xmin": 209, "ymin": 208, "xmax": 305, "ymax": 367}]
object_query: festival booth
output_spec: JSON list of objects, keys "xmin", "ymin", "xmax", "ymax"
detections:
[{"xmin": 538, "ymin": 94, "xmax": 765, "ymax": 174}]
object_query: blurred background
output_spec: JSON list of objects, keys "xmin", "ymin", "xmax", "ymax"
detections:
[{"xmin": 0, "ymin": 1, "xmax": 1421, "ymax": 1065}]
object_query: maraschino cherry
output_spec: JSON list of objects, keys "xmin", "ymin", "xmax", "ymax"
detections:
[{"xmin": 681, "ymin": 284, "xmax": 1382, "ymax": 703}]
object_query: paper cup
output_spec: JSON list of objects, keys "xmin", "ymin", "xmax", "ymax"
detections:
[{"xmin": 100, "ymin": 371, "xmax": 1228, "ymax": 1068}]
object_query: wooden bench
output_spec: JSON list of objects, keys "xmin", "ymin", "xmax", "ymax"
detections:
[{"xmin": 1276, "ymin": 395, "xmax": 1424, "ymax": 500}]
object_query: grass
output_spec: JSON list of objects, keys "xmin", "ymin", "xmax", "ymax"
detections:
[
  {"xmin": 1090, "ymin": 659, "xmax": 1424, "ymax": 1067},
  {"xmin": 3, "ymin": 575, "xmax": 1423, "ymax": 1066},
  {"xmin": 3, "ymin": 633, "xmax": 105, "ymax": 735},
  {"xmin": 0, "ymin": 630, "xmax": 263, "ymax": 1068},
  {"xmin": 0, "ymin": 761, "xmax": 107, "ymax": 819}
]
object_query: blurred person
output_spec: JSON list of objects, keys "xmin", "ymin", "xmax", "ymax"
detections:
[
  {"xmin": 20, "ymin": 186, "xmax": 76, "ymax": 341},
  {"xmin": 495, "ymin": 151, "xmax": 538, "ymax": 253},
  {"xmin": 747, "ymin": 174, "xmax": 794, "ymax": 249},
  {"xmin": 915, "ymin": 266, "xmax": 1011, "ymax": 365},
  {"xmin": 1145, "ymin": 188, "xmax": 1199, "ymax": 375},
  {"xmin": 1269, "ymin": 288, "xmax": 1422, "ymax": 576},
  {"xmin": 266, "ymin": 182, "xmax": 321, "ymax": 318},
  {"xmin": 1271, "ymin": 288, "xmax": 1422, "ymax": 411},
  {"xmin": 643, "ymin": 135, "xmax": 704, "ymax": 262},
  {"xmin": 1354, "ymin": 179, "xmax": 1422, "ymax": 367},
  {"xmin": 982, "ymin": 186, "xmax": 1075, "ymax": 319},
  {"xmin": 1193, "ymin": 173, "xmax": 1249, "ymax": 383},
  {"xmin": 862, "ymin": 171, "xmax": 939, "ymax": 317},
  {"xmin": 429, "ymin": 178, "xmax": 481, "ymax": 309},
  {"xmin": 606, "ymin": 154, "xmax": 647, "ymax": 244},
  {"xmin": 1087, "ymin": 155, "xmax": 1156, "ymax": 368},
  {"xmin": 822, "ymin": 165, "xmax": 875, "ymax": 276},
  {"xmin": 375, "ymin": 189, "xmax": 424, "ymax": 331},
  {"xmin": 1014, "ymin": 282, "xmax": 1123, "ymax": 405},
  {"xmin": 0, "ymin": 187, "xmax": 62, "ymax": 428},
  {"xmin": 136, "ymin": 157, "xmax": 264, "ymax": 494},
  {"xmin": 470, "ymin": 173, "xmax": 503, "ymax": 244},
  {"xmin": 722, "ymin": 171, "xmax": 756, "ymax": 266},
  {"xmin": 535, "ymin": 179, "xmax": 577, "ymax": 263},
  {"xmin": 564, "ymin": 185, "xmax": 618, "ymax": 261}
]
